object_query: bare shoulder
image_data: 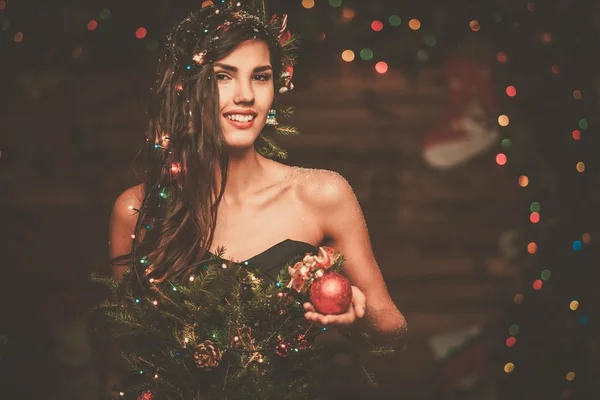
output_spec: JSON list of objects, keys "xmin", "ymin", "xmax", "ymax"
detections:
[
  {"xmin": 293, "ymin": 167, "xmax": 356, "ymax": 211},
  {"xmin": 111, "ymin": 184, "xmax": 145, "ymax": 226}
]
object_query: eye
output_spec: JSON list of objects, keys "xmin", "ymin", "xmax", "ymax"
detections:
[
  {"xmin": 253, "ymin": 74, "xmax": 272, "ymax": 82},
  {"xmin": 215, "ymin": 73, "xmax": 231, "ymax": 81}
]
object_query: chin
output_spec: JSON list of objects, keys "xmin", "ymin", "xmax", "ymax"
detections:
[{"xmin": 221, "ymin": 116, "xmax": 265, "ymax": 150}]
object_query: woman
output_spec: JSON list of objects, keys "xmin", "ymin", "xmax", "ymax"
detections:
[{"xmin": 107, "ymin": 2, "xmax": 406, "ymax": 395}]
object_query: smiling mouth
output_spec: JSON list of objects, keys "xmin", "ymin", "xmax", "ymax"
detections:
[{"xmin": 224, "ymin": 114, "xmax": 256, "ymax": 122}]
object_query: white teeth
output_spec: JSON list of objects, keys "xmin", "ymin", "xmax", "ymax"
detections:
[{"xmin": 226, "ymin": 114, "xmax": 255, "ymax": 122}]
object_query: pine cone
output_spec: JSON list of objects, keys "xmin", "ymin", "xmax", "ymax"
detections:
[{"xmin": 193, "ymin": 340, "xmax": 222, "ymax": 371}]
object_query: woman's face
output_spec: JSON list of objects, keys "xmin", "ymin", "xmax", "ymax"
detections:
[{"xmin": 214, "ymin": 39, "xmax": 274, "ymax": 151}]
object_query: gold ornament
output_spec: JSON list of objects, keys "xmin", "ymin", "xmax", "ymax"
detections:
[{"xmin": 193, "ymin": 340, "xmax": 223, "ymax": 371}]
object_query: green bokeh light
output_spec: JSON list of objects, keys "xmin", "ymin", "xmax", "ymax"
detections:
[{"xmin": 360, "ymin": 48, "xmax": 374, "ymax": 60}]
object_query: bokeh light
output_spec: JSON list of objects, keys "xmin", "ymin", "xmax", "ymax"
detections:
[
  {"xmin": 341, "ymin": 7, "xmax": 355, "ymax": 20},
  {"xmin": 509, "ymin": 325, "xmax": 520, "ymax": 335},
  {"xmin": 530, "ymin": 212, "xmax": 540, "ymax": 223},
  {"xmin": 582, "ymin": 233, "xmax": 591, "ymax": 244},
  {"xmin": 527, "ymin": 2, "xmax": 535, "ymax": 11},
  {"xmin": 501, "ymin": 138, "xmax": 512, "ymax": 149},
  {"xmin": 423, "ymin": 35, "xmax": 436, "ymax": 46},
  {"xmin": 533, "ymin": 279, "xmax": 543, "ymax": 290},
  {"xmin": 514, "ymin": 293, "xmax": 524, "ymax": 304},
  {"xmin": 88, "ymin": 20, "xmax": 98, "ymax": 31},
  {"xmin": 302, "ymin": 0, "xmax": 315, "ymax": 9},
  {"xmin": 496, "ymin": 153, "xmax": 507, "ymax": 166},
  {"xmin": 329, "ymin": 0, "xmax": 342, "ymax": 7},
  {"xmin": 497, "ymin": 52, "xmax": 508, "ymax": 63},
  {"xmin": 541, "ymin": 32, "xmax": 552, "ymax": 44},
  {"xmin": 408, "ymin": 19, "xmax": 421, "ymax": 30},
  {"xmin": 201, "ymin": 0, "xmax": 213, "ymax": 8},
  {"xmin": 576, "ymin": 162, "xmax": 585, "ymax": 172},
  {"xmin": 573, "ymin": 90, "xmax": 582, "ymax": 100},
  {"xmin": 518, "ymin": 175, "xmax": 529, "ymax": 187},
  {"xmin": 541, "ymin": 270, "xmax": 551, "ymax": 281},
  {"xmin": 504, "ymin": 362, "xmax": 515, "ymax": 373},
  {"xmin": 469, "ymin": 20, "xmax": 481, "ymax": 31},
  {"xmin": 371, "ymin": 20, "xmax": 383, "ymax": 31},
  {"xmin": 566, "ymin": 372, "xmax": 576, "ymax": 381},
  {"xmin": 572, "ymin": 129, "xmax": 581, "ymax": 140},
  {"xmin": 375, "ymin": 61, "xmax": 388, "ymax": 74},
  {"xmin": 341, "ymin": 50, "xmax": 355, "ymax": 62},
  {"xmin": 578, "ymin": 118, "xmax": 588, "ymax": 129},
  {"xmin": 527, "ymin": 242, "xmax": 537, "ymax": 254},
  {"xmin": 572, "ymin": 240, "xmax": 582, "ymax": 251},
  {"xmin": 506, "ymin": 336, "xmax": 516, "ymax": 347},
  {"xmin": 99, "ymin": 9, "xmax": 111, "ymax": 19},
  {"xmin": 530, "ymin": 202, "xmax": 540, "ymax": 212},
  {"xmin": 506, "ymin": 85, "xmax": 516, "ymax": 97},
  {"xmin": 570, "ymin": 300, "xmax": 579, "ymax": 311},
  {"xmin": 551, "ymin": 64, "xmax": 560, "ymax": 74},
  {"xmin": 136, "ymin": 27, "xmax": 147, "ymax": 39},
  {"xmin": 389, "ymin": 15, "xmax": 401, "ymax": 26},
  {"xmin": 359, "ymin": 48, "xmax": 373, "ymax": 60},
  {"xmin": 14, "ymin": 32, "xmax": 23, "ymax": 43},
  {"xmin": 498, "ymin": 114, "xmax": 509, "ymax": 126}
]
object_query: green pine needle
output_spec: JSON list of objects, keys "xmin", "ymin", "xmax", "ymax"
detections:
[{"xmin": 275, "ymin": 125, "xmax": 299, "ymax": 136}]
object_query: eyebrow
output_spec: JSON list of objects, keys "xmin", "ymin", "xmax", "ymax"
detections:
[{"xmin": 213, "ymin": 63, "xmax": 273, "ymax": 73}]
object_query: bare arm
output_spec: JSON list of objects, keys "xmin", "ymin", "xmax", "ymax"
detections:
[
  {"xmin": 109, "ymin": 184, "xmax": 144, "ymax": 280},
  {"xmin": 302, "ymin": 170, "xmax": 407, "ymax": 337},
  {"xmin": 104, "ymin": 184, "xmax": 144, "ymax": 393}
]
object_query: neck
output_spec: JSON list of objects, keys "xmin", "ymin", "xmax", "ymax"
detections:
[{"xmin": 217, "ymin": 147, "xmax": 271, "ymax": 207}]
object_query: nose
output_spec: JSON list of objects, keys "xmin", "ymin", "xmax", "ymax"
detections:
[{"xmin": 233, "ymin": 80, "xmax": 255, "ymax": 105}]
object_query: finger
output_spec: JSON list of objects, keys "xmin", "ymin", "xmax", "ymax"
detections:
[
  {"xmin": 303, "ymin": 302, "xmax": 316, "ymax": 312},
  {"xmin": 351, "ymin": 287, "xmax": 367, "ymax": 318}
]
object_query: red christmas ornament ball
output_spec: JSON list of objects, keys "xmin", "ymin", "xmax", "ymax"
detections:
[{"xmin": 309, "ymin": 272, "xmax": 352, "ymax": 315}]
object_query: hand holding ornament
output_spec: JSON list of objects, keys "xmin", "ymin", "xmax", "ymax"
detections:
[{"xmin": 287, "ymin": 246, "xmax": 366, "ymax": 327}]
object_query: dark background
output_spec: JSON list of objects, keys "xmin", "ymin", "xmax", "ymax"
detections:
[{"xmin": 1, "ymin": 0, "xmax": 598, "ymax": 399}]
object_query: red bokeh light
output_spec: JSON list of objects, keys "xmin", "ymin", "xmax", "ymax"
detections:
[
  {"xmin": 136, "ymin": 27, "xmax": 147, "ymax": 39},
  {"xmin": 375, "ymin": 61, "xmax": 388, "ymax": 74},
  {"xmin": 371, "ymin": 20, "xmax": 384, "ymax": 32},
  {"xmin": 87, "ymin": 20, "xmax": 98, "ymax": 31},
  {"xmin": 496, "ymin": 153, "xmax": 507, "ymax": 165},
  {"xmin": 506, "ymin": 85, "xmax": 516, "ymax": 97}
]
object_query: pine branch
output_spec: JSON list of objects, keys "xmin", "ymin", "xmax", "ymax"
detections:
[
  {"xmin": 256, "ymin": 134, "xmax": 288, "ymax": 159},
  {"xmin": 360, "ymin": 365, "xmax": 379, "ymax": 388},
  {"xmin": 368, "ymin": 346, "xmax": 396, "ymax": 355},
  {"xmin": 279, "ymin": 106, "xmax": 295, "ymax": 119},
  {"xmin": 89, "ymin": 272, "xmax": 119, "ymax": 292},
  {"xmin": 275, "ymin": 125, "xmax": 299, "ymax": 136}
]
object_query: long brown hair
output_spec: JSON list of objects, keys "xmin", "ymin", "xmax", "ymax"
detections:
[{"xmin": 130, "ymin": 6, "xmax": 284, "ymax": 284}]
